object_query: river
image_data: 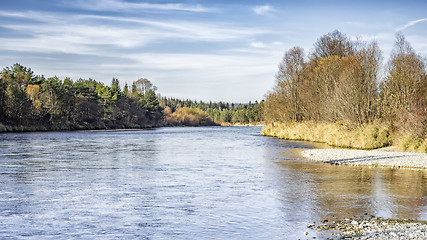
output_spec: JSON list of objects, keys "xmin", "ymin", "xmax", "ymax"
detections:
[{"xmin": 0, "ymin": 126, "xmax": 426, "ymax": 239}]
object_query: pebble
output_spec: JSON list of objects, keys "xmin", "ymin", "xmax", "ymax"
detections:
[
  {"xmin": 301, "ymin": 149, "xmax": 427, "ymax": 170},
  {"xmin": 313, "ymin": 215, "xmax": 427, "ymax": 239}
]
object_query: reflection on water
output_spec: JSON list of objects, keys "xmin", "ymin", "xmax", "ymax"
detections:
[
  {"xmin": 276, "ymin": 156, "xmax": 427, "ymax": 221},
  {"xmin": 0, "ymin": 127, "xmax": 426, "ymax": 239}
]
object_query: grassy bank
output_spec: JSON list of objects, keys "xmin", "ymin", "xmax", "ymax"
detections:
[
  {"xmin": 395, "ymin": 133, "xmax": 427, "ymax": 153},
  {"xmin": 261, "ymin": 121, "xmax": 392, "ymax": 150},
  {"xmin": 262, "ymin": 121, "xmax": 427, "ymax": 153}
]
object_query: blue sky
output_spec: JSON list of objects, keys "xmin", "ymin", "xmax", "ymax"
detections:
[{"xmin": 1, "ymin": 0, "xmax": 426, "ymax": 102}]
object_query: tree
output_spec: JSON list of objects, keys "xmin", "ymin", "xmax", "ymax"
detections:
[
  {"xmin": 265, "ymin": 31, "xmax": 381, "ymax": 126},
  {"xmin": 40, "ymin": 76, "xmax": 64, "ymax": 121},
  {"xmin": 380, "ymin": 33, "xmax": 426, "ymax": 136},
  {"xmin": 0, "ymin": 74, "xmax": 7, "ymax": 120},
  {"xmin": 134, "ymin": 78, "xmax": 157, "ymax": 96},
  {"xmin": 123, "ymin": 83, "xmax": 129, "ymax": 97},
  {"xmin": 25, "ymin": 84, "xmax": 43, "ymax": 119},
  {"xmin": 276, "ymin": 46, "xmax": 306, "ymax": 121},
  {"xmin": 1, "ymin": 64, "xmax": 34, "ymax": 124},
  {"xmin": 2, "ymin": 63, "xmax": 34, "ymax": 88},
  {"xmin": 312, "ymin": 30, "xmax": 354, "ymax": 59},
  {"xmin": 111, "ymin": 78, "xmax": 121, "ymax": 101},
  {"xmin": 4, "ymin": 81, "xmax": 32, "ymax": 124}
]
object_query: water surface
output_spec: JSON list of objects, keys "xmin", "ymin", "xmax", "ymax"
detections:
[{"xmin": 0, "ymin": 127, "xmax": 426, "ymax": 239}]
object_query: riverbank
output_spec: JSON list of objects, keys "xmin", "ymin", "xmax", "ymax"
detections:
[
  {"xmin": 301, "ymin": 148, "xmax": 427, "ymax": 170},
  {"xmin": 0, "ymin": 121, "xmax": 262, "ymax": 133},
  {"xmin": 262, "ymin": 122, "xmax": 392, "ymax": 149},
  {"xmin": 262, "ymin": 122, "xmax": 427, "ymax": 153},
  {"xmin": 0, "ymin": 122, "xmax": 158, "ymax": 133},
  {"xmin": 310, "ymin": 215, "xmax": 427, "ymax": 239},
  {"xmin": 219, "ymin": 122, "xmax": 264, "ymax": 126}
]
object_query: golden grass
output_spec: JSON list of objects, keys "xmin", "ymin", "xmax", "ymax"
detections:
[
  {"xmin": 395, "ymin": 134, "xmax": 427, "ymax": 153},
  {"xmin": 261, "ymin": 121, "xmax": 392, "ymax": 149}
]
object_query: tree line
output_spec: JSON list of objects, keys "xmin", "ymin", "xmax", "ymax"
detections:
[
  {"xmin": 264, "ymin": 30, "xmax": 426, "ymax": 149},
  {"xmin": 0, "ymin": 64, "xmax": 264, "ymax": 131},
  {"xmin": 159, "ymin": 97, "xmax": 263, "ymax": 125},
  {"xmin": 0, "ymin": 65, "xmax": 163, "ymax": 131}
]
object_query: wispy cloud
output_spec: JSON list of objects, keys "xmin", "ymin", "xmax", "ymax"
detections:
[
  {"xmin": 0, "ymin": 10, "xmax": 267, "ymax": 57},
  {"xmin": 69, "ymin": 0, "xmax": 213, "ymax": 13},
  {"xmin": 252, "ymin": 5, "xmax": 275, "ymax": 15},
  {"xmin": 123, "ymin": 52, "xmax": 277, "ymax": 101},
  {"xmin": 396, "ymin": 18, "xmax": 427, "ymax": 31},
  {"xmin": 79, "ymin": 14, "xmax": 267, "ymax": 42}
]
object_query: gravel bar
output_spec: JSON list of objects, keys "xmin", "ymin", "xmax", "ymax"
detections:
[
  {"xmin": 301, "ymin": 149, "xmax": 427, "ymax": 169},
  {"xmin": 310, "ymin": 215, "xmax": 427, "ymax": 239}
]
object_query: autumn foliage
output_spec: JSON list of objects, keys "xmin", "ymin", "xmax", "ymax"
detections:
[
  {"xmin": 0, "ymin": 64, "xmax": 164, "ymax": 131},
  {"xmin": 264, "ymin": 31, "xmax": 427, "ymax": 152},
  {"xmin": 163, "ymin": 106, "xmax": 217, "ymax": 126}
]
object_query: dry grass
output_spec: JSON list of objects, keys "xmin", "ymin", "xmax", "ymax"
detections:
[
  {"xmin": 395, "ymin": 134, "xmax": 427, "ymax": 153},
  {"xmin": 261, "ymin": 121, "xmax": 392, "ymax": 149}
]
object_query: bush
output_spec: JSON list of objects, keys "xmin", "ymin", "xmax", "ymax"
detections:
[{"xmin": 164, "ymin": 107, "xmax": 217, "ymax": 126}]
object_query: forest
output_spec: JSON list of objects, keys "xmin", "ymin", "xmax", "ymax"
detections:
[
  {"xmin": 0, "ymin": 66, "xmax": 163, "ymax": 131},
  {"xmin": 0, "ymin": 64, "xmax": 263, "ymax": 131},
  {"xmin": 262, "ymin": 31, "xmax": 427, "ymax": 152},
  {"xmin": 160, "ymin": 97, "xmax": 263, "ymax": 126}
]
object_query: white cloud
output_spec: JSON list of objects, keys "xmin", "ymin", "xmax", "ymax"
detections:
[
  {"xmin": 123, "ymin": 53, "xmax": 277, "ymax": 102},
  {"xmin": 252, "ymin": 5, "xmax": 275, "ymax": 15},
  {"xmin": 0, "ymin": 22, "xmax": 153, "ymax": 55},
  {"xmin": 250, "ymin": 41, "xmax": 268, "ymax": 48},
  {"xmin": 0, "ymin": 10, "xmax": 269, "ymax": 57},
  {"xmin": 69, "ymin": 0, "xmax": 212, "ymax": 13},
  {"xmin": 396, "ymin": 18, "xmax": 427, "ymax": 31},
  {"xmin": 79, "ymin": 14, "xmax": 268, "ymax": 42}
]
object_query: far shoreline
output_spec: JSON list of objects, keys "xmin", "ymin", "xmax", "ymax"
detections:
[{"xmin": 0, "ymin": 123, "xmax": 265, "ymax": 134}]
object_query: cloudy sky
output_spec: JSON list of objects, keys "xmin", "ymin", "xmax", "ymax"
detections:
[{"xmin": 1, "ymin": 0, "xmax": 426, "ymax": 102}]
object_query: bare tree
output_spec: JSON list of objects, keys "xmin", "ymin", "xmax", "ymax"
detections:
[
  {"xmin": 333, "ymin": 41, "xmax": 381, "ymax": 125},
  {"xmin": 134, "ymin": 78, "xmax": 157, "ymax": 96},
  {"xmin": 275, "ymin": 46, "xmax": 306, "ymax": 121},
  {"xmin": 380, "ymin": 33, "xmax": 426, "ymax": 135},
  {"xmin": 312, "ymin": 30, "xmax": 355, "ymax": 59}
]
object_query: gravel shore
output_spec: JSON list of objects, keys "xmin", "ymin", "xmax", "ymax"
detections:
[
  {"xmin": 300, "ymin": 149, "xmax": 427, "ymax": 238},
  {"xmin": 310, "ymin": 215, "xmax": 427, "ymax": 239},
  {"xmin": 301, "ymin": 149, "xmax": 427, "ymax": 170}
]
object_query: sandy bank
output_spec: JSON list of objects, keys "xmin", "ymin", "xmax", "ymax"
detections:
[{"xmin": 301, "ymin": 149, "xmax": 427, "ymax": 170}]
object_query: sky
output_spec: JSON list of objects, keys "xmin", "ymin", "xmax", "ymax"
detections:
[{"xmin": 0, "ymin": 0, "xmax": 426, "ymax": 102}]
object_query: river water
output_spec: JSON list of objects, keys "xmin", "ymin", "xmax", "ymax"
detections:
[{"xmin": 0, "ymin": 126, "xmax": 426, "ymax": 239}]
